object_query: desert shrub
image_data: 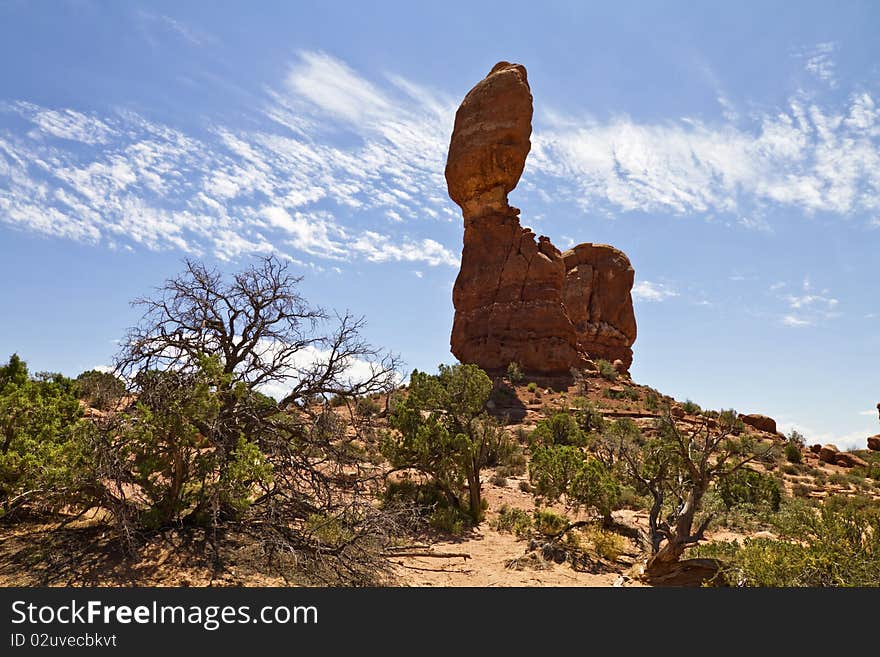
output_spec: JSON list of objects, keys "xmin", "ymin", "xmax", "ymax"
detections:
[
  {"xmin": 530, "ymin": 445, "xmax": 621, "ymax": 525},
  {"xmin": 781, "ymin": 463, "xmax": 800, "ymax": 475},
  {"xmin": 534, "ymin": 509, "xmax": 569, "ymax": 536},
  {"xmin": 594, "ymin": 359, "xmax": 617, "ymax": 381},
  {"xmin": 585, "ymin": 526, "xmax": 627, "ymax": 561},
  {"xmin": 827, "ymin": 472, "xmax": 849, "ymax": 487},
  {"xmin": 75, "ymin": 369, "xmax": 125, "ymax": 411},
  {"xmin": 682, "ymin": 399, "xmax": 701, "ymax": 414},
  {"xmin": 716, "ymin": 468, "xmax": 781, "ymax": 512},
  {"xmin": 490, "ymin": 472, "xmax": 508, "ymax": 487},
  {"xmin": 518, "ymin": 480, "xmax": 533, "ymax": 494},
  {"xmin": 792, "ymin": 483, "xmax": 812, "ymax": 498},
  {"xmin": 787, "ymin": 429, "xmax": 806, "ymax": 446},
  {"xmin": 526, "ymin": 382, "xmax": 538, "ymax": 393},
  {"xmin": 356, "ymin": 395, "xmax": 381, "ymax": 417},
  {"xmin": 506, "ymin": 361, "xmax": 525, "ymax": 385},
  {"xmin": 497, "ymin": 445, "xmax": 527, "ymax": 477},
  {"xmin": 531, "ymin": 412, "xmax": 588, "ymax": 447},
  {"xmin": 700, "ymin": 496, "xmax": 880, "ymax": 586},
  {"xmin": 571, "ymin": 398, "xmax": 605, "ymax": 433},
  {"xmin": 329, "ymin": 394, "xmax": 347, "ymax": 407},
  {"xmin": 492, "ymin": 504, "xmax": 533, "ymax": 538},
  {"xmin": 429, "ymin": 507, "xmax": 469, "ymax": 535},
  {"xmin": 0, "ymin": 355, "xmax": 89, "ymax": 519},
  {"xmin": 383, "ymin": 363, "xmax": 510, "ymax": 522},
  {"xmin": 645, "ymin": 391, "xmax": 660, "ymax": 411},
  {"xmin": 784, "ymin": 441, "xmax": 803, "ymax": 464}
]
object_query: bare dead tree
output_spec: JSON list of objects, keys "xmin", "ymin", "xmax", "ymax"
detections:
[
  {"xmin": 606, "ymin": 409, "xmax": 771, "ymax": 577},
  {"xmin": 88, "ymin": 255, "xmax": 410, "ymax": 582}
]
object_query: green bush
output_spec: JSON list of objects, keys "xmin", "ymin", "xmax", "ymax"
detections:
[
  {"xmin": 491, "ymin": 504, "xmax": 533, "ymax": 538},
  {"xmin": 382, "ymin": 363, "xmax": 509, "ymax": 522},
  {"xmin": 75, "ymin": 369, "xmax": 125, "ymax": 411},
  {"xmin": 682, "ymin": 399, "xmax": 701, "ymax": 414},
  {"xmin": 356, "ymin": 395, "xmax": 381, "ymax": 417},
  {"xmin": 716, "ymin": 468, "xmax": 781, "ymax": 512},
  {"xmin": 531, "ymin": 412, "xmax": 588, "ymax": 447},
  {"xmin": 585, "ymin": 526, "xmax": 627, "ymax": 561},
  {"xmin": 526, "ymin": 382, "xmax": 538, "ymax": 393},
  {"xmin": 785, "ymin": 441, "xmax": 803, "ymax": 464},
  {"xmin": 571, "ymin": 398, "xmax": 605, "ymax": 433},
  {"xmin": 696, "ymin": 497, "xmax": 880, "ymax": 586},
  {"xmin": 0, "ymin": 355, "xmax": 88, "ymax": 518},
  {"xmin": 497, "ymin": 445, "xmax": 527, "ymax": 477},
  {"xmin": 594, "ymin": 359, "xmax": 617, "ymax": 381},
  {"xmin": 506, "ymin": 362, "xmax": 525, "ymax": 385},
  {"xmin": 533, "ymin": 509, "xmax": 569, "ymax": 536},
  {"xmin": 530, "ymin": 445, "xmax": 621, "ymax": 525}
]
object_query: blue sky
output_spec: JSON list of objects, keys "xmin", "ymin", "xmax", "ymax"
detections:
[{"xmin": 0, "ymin": 1, "xmax": 878, "ymax": 448}]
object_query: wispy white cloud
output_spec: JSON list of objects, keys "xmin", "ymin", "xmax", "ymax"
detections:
[
  {"xmin": 2, "ymin": 50, "xmax": 879, "ymax": 273},
  {"xmin": 530, "ymin": 87, "xmax": 880, "ymax": 219},
  {"xmin": 632, "ymin": 280, "xmax": 678, "ymax": 302},
  {"xmin": 800, "ymin": 41, "xmax": 838, "ymax": 87},
  {"xmin": 774, "ymin": 278, "xmax": 839, "ymax": 327}
]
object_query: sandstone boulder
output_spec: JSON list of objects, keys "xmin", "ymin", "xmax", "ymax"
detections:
[
  {"xmin": 446, "ymin": 62, "xmax": 636, "ymax": 374},
  {"xmin": 868, "ymin": 435, "xmax": 880, "ymax": 451},
  {"xmin": 740, "ymin": 413, "xmax": 777, "ymax": 434},
  {"xmin": 809, "ymin": 444, "xmax": 822, "ymax": 454},
  {"xmin": 835, "ymin": 452, "xmax": 869, "ymax": 469},
  {"xmin": 818, "ymin": 444, "xmax": 839, "ymax": 464},
  {"xmin": 563, "ymin": 244, "xmax": 636, "ymax": 370}
]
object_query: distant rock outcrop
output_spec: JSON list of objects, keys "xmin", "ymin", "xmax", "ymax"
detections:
[
  {"xmin": 446, "ymin": 62, "xmax": 636, "ymax": 374},
  {"xmin": 740, "ymin": 413, "xmax": 777, "ymax": 435}
]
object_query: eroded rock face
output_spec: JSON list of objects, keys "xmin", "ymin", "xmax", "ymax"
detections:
[
  {"xmin": 563, "ymin": 244, "xmax": 636, "ymax": 369},
  {"xmin": 447, "ymin": 62, "xmax": 636, "ymax": 374}
]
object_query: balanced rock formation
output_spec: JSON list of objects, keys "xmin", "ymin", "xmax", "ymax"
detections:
[
  {"xmin": 446, "ymin": 62, "xmax": 636, "ymax": 374},
  {"xmin": 868, "ymin": 435, "xmax": 880, "ymax": 452}
]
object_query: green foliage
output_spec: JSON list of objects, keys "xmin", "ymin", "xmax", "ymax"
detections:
[
  {"xmin": 571, "ymin": 398, "xmax": 605, "ymax": 434},
  {"xmin": 584, "ymin": 526, "xmax": 627, "ymax": 561},
  {"xmin": 784, "ymin": 441, "xmax": 803, "ymax": 464},
  {"xmin": 356, "ymin": 395, "xmax": 381, "ymax": 417},
  {"xmin": 526, "ymin": 382, "xmax": 538, "ymax": 393},
  {"xmin": 533, "ymin": 508, "xmax": 569, "ymax": 536},
  {"xmin": 506, "ymin": 361, "xmax": 525, "ymax": 385},
  {"xmin": 382, "ymin": 364, "xmax": 508, "ymax": 522},
  {"xmin": 491, "ymin": 504, "xmax": 533, "ymax": 538},
  {"xmin": 682, "ymin": 399, "xmax": 701, "ymax": 414},
  {"xmin": 75, "ymin": 369, "xmax": 125, "ymax": 411},
  {"xmin": 430, "ymin": 507, "xmax": 470, "ymax": 535},
  {"xmin": 787, "ymin": 429, "xmax": 806, "ymax": 447},
  {"xmin": 531, "ymin": 412, "xmax": 588, "ymax": 447},
  {"xmin": 0, "ymin": 354, "xmax": 87, "ymax": 518},
  {"xmin": 119, "ymin": 359, "xmax": 272, "ymax": 527},
  {"xmin": 716, "ymin": 468, "xmax": 781, "ymax": 512},
  {"xmin": 645, "ymin": 391, "xmax": 660, "ymax": 411},
  {"xmin": 594, "ymin": 359, "xmax": 617, "ymax": 381},
  {"xmin": 696, "ymin": 497, "xmax": 880, "ymax": 586},
  {"xmin": 530, "ymin": 444, "xmax": 621, "ymax": 524},
  {"xmin": 496, "ymin": 444, "xmax": 527, "ymax": 477}
]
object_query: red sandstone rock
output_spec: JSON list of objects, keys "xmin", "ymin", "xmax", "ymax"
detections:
[
  {"xmin": 835, "ymin": 452, "xmax": 869, "ymax": 469},
  {"xmin": 446, "ymin": 62, "xmax": 636, "ymax": 374},
  {"xmin": 563, "ymin": 244, "xmax": 636, "ymax": 370},
  {"xmin": 818, "ymin": 444, "xmax": 839, "ymax": 464},
  {"xmin": 740, "ymin": 413, "xmax": 777, "ymax": 434},
  {"xmin": 867, "ymin": 435, "xmax": 880, "ymax": 451}
]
